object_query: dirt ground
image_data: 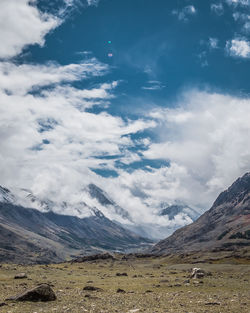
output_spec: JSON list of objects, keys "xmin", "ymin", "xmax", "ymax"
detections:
[{"xmin": 0, "ymin": 256, "xmax": 249, "ymax": 313}]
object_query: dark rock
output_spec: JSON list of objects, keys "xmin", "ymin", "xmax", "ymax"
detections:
[
  {"xmin": 116, "ymin": 272, "xmax": 128, "ymax": 277},
  {"xmin": 116, "ymin": 288, "xmax": 126, "ymax": 293},
  {"xmin": 83, "ymin": 286, "xmax": 102, "ymax": 291},
  {"xmin": 72, "ymin": 253, "xmax": 115, "ymax": 263},
  {"xmin": 0, "ymin": 302, "xmax": 7, "ymax": 307},
  {"xmin": 6, "ymin": 284, "xmax": 56, "ymax": 302}
]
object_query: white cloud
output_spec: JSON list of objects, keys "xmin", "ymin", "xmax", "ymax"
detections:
[
  {"xmin": 226, "ymin": 38, "xmax": 250, "ymax": 57},
  {"xmin": 209, "ymin": 37, "xmax": 219, "ymax": 49},
  {"xmin": 0, "ymin": 58, "xmax": 155, "ymax": 206},
  {"xmin": 137, "ymin": 91, "xmax": 250, "ymax": 208},
  {"xmin": 87, "ymin": 0, "xmax": 100, "ymax": 6},
  {"xmin": 0, "ymin": 0, "xmax": 60, "ymax": 59},
  {"xmin": 211, "ymin": 3, "xmax": 224, "ymax": 15},
  {"xmin": 142, "ymin": 80, "xmax": 166, "ymax": 91},
  {"xmin": 172, "ymin": 5, "xmax": 197, "ymax": 22},
  {"xmin": 98, "ymin": 90, "xmax": 250, "ymax": 235},
  {"xmin": 233, "ymin": 12, "xmax": 250, "ymax": 33},
  {"xmin": 226, "ymin": 0, "xmax": 250, "ymax": 6},
  {"xmin": 0, "ymin": 59, "xmax": 108, "ymax": 96}
]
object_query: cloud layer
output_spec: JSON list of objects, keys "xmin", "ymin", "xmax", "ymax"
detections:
[{"xmin": 0, "ymin": 0, "xmax": 60, "ymax": 59}]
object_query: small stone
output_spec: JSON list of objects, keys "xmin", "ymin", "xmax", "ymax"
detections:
[
  {"xmin": 116, "ymin": 288, "xmax": 126, "ymax": 293},
  {"xmin": 116, "ymin": 272, "xmax": 128, "ymax": 276},
  {"xmin": 83, "ymin": 286, "xmax": 102, "ymax": 291},
  {"xmin": 14, "ymin": 273, "xmax": 27, "ymax": 279},
  {"xmin": 205, "ymin": 302, "xmax": 221, "ymax": 306}
]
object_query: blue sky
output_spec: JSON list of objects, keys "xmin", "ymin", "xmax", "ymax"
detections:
[{"xmin": 1, "ymin": 0, "xmax": 250, "ymax": 230}]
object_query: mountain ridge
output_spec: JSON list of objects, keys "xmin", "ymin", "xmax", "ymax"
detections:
[
  {"xmin": 0, "ymin": 189, "xmax": 152, "ymax": 264},
  {"xmin": 151, "ymin": 172, "xmax": 250, "ymax": 255}
]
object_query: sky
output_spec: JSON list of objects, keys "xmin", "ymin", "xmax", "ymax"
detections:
[{"xmin": 1, "ymin": 0, "xmax": 250, "ymax": 232}]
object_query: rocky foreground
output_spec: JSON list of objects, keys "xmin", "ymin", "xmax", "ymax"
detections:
[{"xmin": 0, "ymin": 255, "xmax": 249, "ymax": 313}]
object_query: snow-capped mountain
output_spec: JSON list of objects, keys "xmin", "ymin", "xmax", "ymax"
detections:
[
  {"xmin": 87, "ymin": 184, "xmax": 132, "ymax": 222},
  {"xmin": 0, "ymin": 185, "xmax": 152, "ymax": 263},
  {"xmin": 159, "ymin": 203, "xmax": 200, "ymax": 222},
  {"xmin": 17, "ymin": 189, "xmax": 105, "ymax": 219},
  {"xmin": 0, "ymin": 186, "xmax": 16, "ymax": 203},
  {"xmin": 0, "ymin": 184, "xmax": 201, "ymax": 241}
]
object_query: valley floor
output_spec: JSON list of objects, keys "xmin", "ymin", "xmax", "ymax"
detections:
[{"xmin": 0, "ymin": 256, "xmax": 249, "ymax": 313}]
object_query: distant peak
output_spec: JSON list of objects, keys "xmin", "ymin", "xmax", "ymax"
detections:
[{"xmin": 213, "ymin": 172, "xmax": 250, "ymax": 207}]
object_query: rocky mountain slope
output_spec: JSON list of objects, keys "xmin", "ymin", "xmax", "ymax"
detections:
[
  {"xmin": 151, "ymin": 172, "xmax": 250, "ymax": 255},
  {"xmin": 0, "ymin": 187, "xmax": 152, "ymax": 264}
]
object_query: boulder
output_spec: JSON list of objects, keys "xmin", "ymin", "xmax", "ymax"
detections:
[
  {"xmin": 14, "ymin": 273, "xmax": 27, "ymax": 279},
  {"xmin": 6, "ymin": 284, "xmax": 56, "ymax": 302},
  {"xmin": 190, "ymin": 268, "xmax": 205, "ymax": 279}
]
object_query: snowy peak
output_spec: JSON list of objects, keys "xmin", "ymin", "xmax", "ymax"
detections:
[
  {"xmin": 159, "ymin": 204, "xmax": 200, "ymax": 222},
  {"xmin": 0, "ymin": 187, "xmax": 104, "ymax": 219},
  {"xmin": 21, "ymin": 189, "xmax": 55, "ymax": 212},
  {"xmin": 0, "ymin": 186, "xmax": 16, "ymax": 204},
  {"xmin": 88, "ymin": 183, "xmax": 132, "ymax": 222}
]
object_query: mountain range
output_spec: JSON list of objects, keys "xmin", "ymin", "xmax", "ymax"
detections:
[
  {"xmin": 1, "ymin": 173, "xmax": 250, "ymax": 263},
  {"xmin": 0, "ymin": 187, "xmax": 152, "ymax": 264}
]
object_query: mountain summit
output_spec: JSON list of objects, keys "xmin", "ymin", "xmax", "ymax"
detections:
[{"xmin": 151, "ymin": 172, "xmax": 250, "ymax": 255}]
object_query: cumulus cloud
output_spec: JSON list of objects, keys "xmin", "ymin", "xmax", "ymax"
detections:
[
  {"xmin": 211, "ymin": 3, "xmax": 224, "ymax": 15},
  {"xmin": 0, "ymin": 60, "xmax": 108, "ymax": 96},
  {"xmin": 172, "ymin": 5, "xmax": 197, "ymax": 22},
  {"xmin": 87, "ymin": 89, "xmax": 250, "ymax": 236},
  {"xmin": 209, "ymin": 37, "xmax": 219, "ymax": 49},
  {"xmin": 87, "ymin": 0, "xmax": 100, "ymax": 6},
  {"xmin": 226, "ymin": 38, "xmax": 250, "ymax": 57},
  {"xmin": 233, "ymin": 12, "xmax": 250, "ymax": 33},
  {"xmin": 132, "ymin": 91, "xmax": 250, "ymax": 209},
  {"xmin": 0, "ymin": 58, "xmax": 155, "ymax": 208},
  {"xmin": 225, "ymin": 0, "xmax": 250, "ymax": 6},
  {"xmin": 0, "ymin": 0, "xmax": 60, "ymax": 59}
]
